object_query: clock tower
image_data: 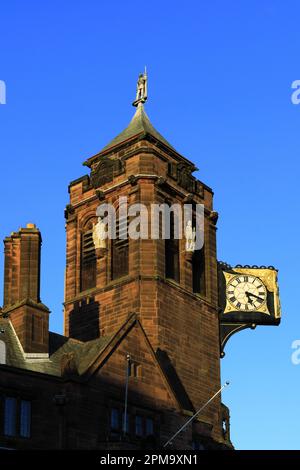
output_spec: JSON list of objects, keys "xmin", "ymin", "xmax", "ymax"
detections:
[
  {"xmin": 64, "ymin": 73, "xmax": 230, "ymax": 448},
  {"xmin": 0, "ymin": 72, "xmax": 281, "ymax": 451}
]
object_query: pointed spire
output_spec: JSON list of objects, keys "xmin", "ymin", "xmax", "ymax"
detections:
[
  {"xmin": 99, "ymin": 70, "xmax": 176, "ymax": 154},
  {"xmin": 101, "ymin": 102, "xmax": 175, "ymax": 152}
]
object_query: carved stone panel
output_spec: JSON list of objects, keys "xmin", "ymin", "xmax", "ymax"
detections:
[
  {"xmin": 167, "ymin": 162, "xmax": 204, "ymax": 197},
  {"xmin": 90, "ymin": 157, "xmax": 125, "ymax": 189}
]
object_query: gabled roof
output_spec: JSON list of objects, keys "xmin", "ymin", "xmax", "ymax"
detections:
[
  {"xmin": 79, "ymin": 314, "xmax": 193, "ymax": 412},
  {"xmin": 0, "ymin": 317, "xmax": 112, "ymax": 377},
  {"xmin": 0, "ymin": 315, "xmax": 194, "ymax": 412},
  {"xmin": 100, "ymin": 103, "xmax": 176, "ymax": 153}
]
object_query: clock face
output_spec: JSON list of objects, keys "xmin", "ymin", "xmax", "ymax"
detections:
[{"xmin": 226, "ymin": 275, "xmax": 267, "ymax": 311}]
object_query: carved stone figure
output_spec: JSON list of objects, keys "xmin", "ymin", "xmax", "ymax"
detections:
[
  {"xmin": 92, "ymin": 217, "xmax": 106, "ymax": 249},
  {"xmin": 133, "ymin": 68, "xmax": 148, "ymax": 106},
  {"xmin": 61, "ymin": 352, "xmax": 78, "ymax": 377},
  {"xmin": 137, "ymin": 74, "xmax": 146, "ymax": 100},
  {"xmin": 185, "ymin": 220, "xmax": 196, "ymax": 252}
]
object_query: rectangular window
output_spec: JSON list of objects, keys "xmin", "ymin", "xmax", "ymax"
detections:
[
  {"xmin": 110, "ymin": 408, "xmax": 119, "ymax": 430},
  {"xmin": 130, "ymin": 362, "xmax": 142, "ymax": 378},
  {"xmin": 111, "ymin": 215, "xmax": 129, "ymax": 280},
  {"xmin": 165, "ymin": 211, "xmax": 180, "ymax": 282},
  {"xmin": 20, "ymin": 400, "xmax": 31, "ymax": 438},
  {"xmin": 122, "ymin": 412, "xmax": 130, "ymax": 434},
  {"xmin": 81, "ymin": 229, "xmax": 97, "ymax": 291},
  {"xmin": 4, "ymin": 397, "xmax": 17, "ymax": 437},
  {"xmin": 135, "ymin": 415, "xmax": 143, "ymax": 436},
  {"xmin": 192, "ymin": 441, "xmax": 205, "ymax": 450},
  {"xmin": 192, "ymin": 246, "xmax": 206, "ymax": 296},
  {"xmin": 146, "ymin": 417, "xmax": 154, "ymax": 436}
]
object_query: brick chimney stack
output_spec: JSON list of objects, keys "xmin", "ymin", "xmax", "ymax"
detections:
[
  {"xmin": 2, "ymin": 224, "xmax": 50, "ymax": 356},
  {"xmin": 4, "ymin": 223, "xmax": 41, "ymax": 306}
]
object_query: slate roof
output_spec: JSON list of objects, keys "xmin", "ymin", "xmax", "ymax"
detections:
[
  {"xmin": 0, "ymin": 315, "xmax": 194, "ymax": 413},
  {"xmin": 101, "ymin": 103, "xmax": 176, "ymax": 152},
  {"xmin": 0, "ymin": 318, "xmax": 112, "ymax": 377}
]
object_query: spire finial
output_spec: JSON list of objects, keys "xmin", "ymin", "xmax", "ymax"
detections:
[{"xmin": 132, "ymin": 68, "xmax": 148, "ymax": 107}]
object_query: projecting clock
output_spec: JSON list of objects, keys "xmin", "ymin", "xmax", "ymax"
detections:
[
  {"xmin": 226, "ymin": 274, "xmax": 267, "ymax": 311},
  {"xmin": 219, "ymin": 265, "xmax": 281, "ymax": 354}
]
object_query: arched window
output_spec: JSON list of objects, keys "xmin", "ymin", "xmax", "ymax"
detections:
[
  {"xmin": 111, "ymin": 212, "xmax": 129, "ymax": 280},
  {"xmin": 80, "ymin": 219, "xmax": 97, "ymax": 291},
  {"xmin": 165, "ymin": 211, "xmax": 180, "ymax": 282},
  {"xmin": 0, "ymin": 340, "xmax": 6, "ymax": 364}
]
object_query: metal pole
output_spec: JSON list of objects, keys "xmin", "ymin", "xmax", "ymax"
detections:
[
  {"xmin": 163, "ymin": 381, "xmax": 230, "ymax": 448},
  {"xmin": 123, "ymin": 354, "xmax": 131, "ymax": 436}
]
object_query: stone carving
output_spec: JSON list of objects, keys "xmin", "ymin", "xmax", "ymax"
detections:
[
  {"xmin": 61, "ymin": 352, "xmax": 78, "ymax": 377},
  {"xmin": 92, "ymin": 217, "xmax": 106, "ymax": 249},
  {"xmin": 167, "ymin": 162, "xmax": 204, "ymax": 197},
  {"xmin": 128, "ymin": 175, "xmax": 138, "ymax": 186},
  {"xmin": 64, "ymin": 204, "xmax": 75, "ymax": 220},
  {"xmin": 177, "ymin": 164, "xmax": 194, "ymax": 192},
  {"xmin": 133, "ymin": 68, "xmax": 148, "ymax": 107},
  {"xmin": 209, "ymin": 210, "xmax": 219, "ymax": 225},
  {"xmin": 95, "ymin": 190, "xmax": 105, "ymax": 201},
  {"xmin": 185, "ymin": 221, "xmax": 196, "ymax": 252},
  {"xmin": 90, "ymin": 158, "xmax": 124, "ymax": 189}
]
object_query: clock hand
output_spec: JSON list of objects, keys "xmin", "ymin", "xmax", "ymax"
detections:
[
  {"xmin": 245, "ymin": 291, "xmax": 264, "ymax": 301},
  {"xmin": 245, "ymin": 292, "xmax": 254, "ymax": 304}
]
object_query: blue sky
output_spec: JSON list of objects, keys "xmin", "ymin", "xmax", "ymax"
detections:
[{"xmin": 0, "ymin": 0, "xmax": 299, "ymax": 449}]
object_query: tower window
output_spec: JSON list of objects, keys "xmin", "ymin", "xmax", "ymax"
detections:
[
  {"xmin": 192, "ymin": 246, "xmax": 206, "ymax": 296},
  {"xmin": 165, "ymin": 211, "xmax": 180, "ymax": 282},
  {"xmin": 80, "ymin": 226, "xmax": 97, "ymax": 291},
  {"xmin": 111, "ymin": 214, "xmax": 129, "ymax": 280}
]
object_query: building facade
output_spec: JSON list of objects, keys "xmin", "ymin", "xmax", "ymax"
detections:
[{"xmin": 0, "ymin": 77, "xmax": 279, "ymax": 450}]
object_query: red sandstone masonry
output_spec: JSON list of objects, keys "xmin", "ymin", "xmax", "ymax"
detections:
[
  {"xmin": 64, "ymin": 138, "xmax": 225, "ymax": 445},
  {"xmin": 2, "ymin": 224, "xmax": 50, "ymax": 354}
]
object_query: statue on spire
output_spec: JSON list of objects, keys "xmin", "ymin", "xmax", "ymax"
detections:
[{"xmin": 133, "ymin": 67, "xmax": 148, "ymax": 107}]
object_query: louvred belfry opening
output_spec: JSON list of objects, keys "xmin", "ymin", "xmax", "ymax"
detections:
[
  {"xmin": 81, "ymin": 222, "xmax": 97, "ymax": 291},
  {"xmin": 111, "ymin": 214, "xmax": 129, "ymax": 280},
  {"xmin": 165, "ymin": 211, "xmax": 180, "ymax": 282}
]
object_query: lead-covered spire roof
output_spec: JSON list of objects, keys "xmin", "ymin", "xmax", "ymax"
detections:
[{"xmin": 100, "ymin": 69, "xmax": 175, "ymax": 153}]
